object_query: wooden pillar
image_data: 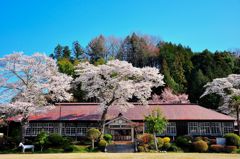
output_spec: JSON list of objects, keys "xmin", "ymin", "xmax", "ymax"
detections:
[
  {"xmin": 131, "ymin": 127, "xmax": 134, "ymax": 142},
  {"xmin": 59, "ymin": 122, "xmax": 63, "ymax": 135},
  {"xmin": 143, "ymin": 123, "xmax": 145, "ymax": 134}
]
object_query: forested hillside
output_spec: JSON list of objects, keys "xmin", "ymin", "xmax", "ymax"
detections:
[{"xmin": 50, "ymin": 33, "xmax": 240, "ymax": 110}]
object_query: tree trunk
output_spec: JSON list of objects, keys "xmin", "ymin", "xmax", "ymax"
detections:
[
  {"xmin": 20, "ymin": 117, "xmax": 29, "ymax": 143},
  {"xmin": 237, "ymin": 107, "xmax": 240, "ymax": 135},
  {"xmin": 92, "ymin": 139, "xmax": 95, "ymax": 149},
  {"xmin": 6, "ymin": 124, "xmax": 9, "ymax": 138},
  {"xmin": 21, "ymin": 124, "xmax": 26, "ymax": 143},
  {"xmin": 100, "ymin": 108, "xmax": 109, "ymax": 134},
  {"xmin": 153, "ymin": 132, "xmax": 158, "ymax": 151},
  {"xmin": 41, "ymin": 145, "xmax": 44, "ymax": 152}
]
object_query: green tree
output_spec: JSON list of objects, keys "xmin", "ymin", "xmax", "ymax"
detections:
[
  {"xmin": 35, "ymin": 131, "xmax": 49, "ymax": 152},
  {"xmin": 158, "ymin": 42, "xmax": 193, "ymax": 93},
  {"xmin": 52, "ymin": 44, "xmax": 63, "ymax": 60},
  {"xmin": 57, "ymin": 58, "xmax": 75, "ymax": 76},
  {"xmin": 230, "ymin": 96, "xmax": 240, "ymax": 135},
  {"xmin": 94, "ymin": 57, "xmax": 106, "ymax": 66},
  {"xmin": 87, "ymin": 128, "xmax": 101, "ymax": 149},
  {"xmin": 189, "ymin": 50, "xmax": 236, "ymax": 106},
  {"xmin": 73, "ymin": 41, "xmax": 84, "ymax": 60},
  {"xmin": 145, "ymin": 109, "xmax": 168, "ymax": 151},
  {"xmin": 62, "ymin": 46, "xmax": 72, "ymax": 59},
  {"xmin": 187, "ymin": 69, "xmax": 209, "ymax": 103},
  {"xmin": 87, "ymin": 35, "xmax": 107, "ymax": 63},
  {"xmin": 118, "ymin": 33, "xmax": 159, "ymax": 68}
]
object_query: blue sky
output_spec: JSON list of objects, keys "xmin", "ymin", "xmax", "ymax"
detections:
[{"xmin": 0, "ymin": 0, "xmax": 239, "ymax": 57}]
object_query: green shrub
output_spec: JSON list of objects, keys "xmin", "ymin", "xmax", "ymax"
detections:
[
  {"xmin": 98, "ymin": 139, "xmax": 107, "ymax": 148},
  {"xmin": 193, "ymin": 140, "xmax": 208, "ymax": 152},
  {"xmin": 202, "ymin": 137, "xmax": 209, "ymax": 142},
  {"xmin": 35, "ymin": 131, "xmax": 49, "ymax": 152},
  {"xmin": 137, "ymin": 146, "xmax": 145, "ymax": 152},
  {"xmin": 48, "ymin": 133, "xmax": 66, "ymax": 148},
  {"xmin": 162, "ymin": 142, "xmax": 171, "ymax": 151},
  {"xmin": 175, "ymin": 136, "xmax": 191, "ymax": 147},
  {"xmin": 6, "ymin": 127, "xmax": 21, "ymax": 148},
  {"xmin": 194, "ymin": 137, "xmax": 202, "ymax": 141},
  {"xmin": 234, "ymin": 148, "xmax": 240, "ymax": 153},
  {"xmin": 210, "ymin": 144, "xmax": 224, "ymax": 152},
  {"xmin": 224, "ymin": 146, "xmax": 237, "ymax": 153},
  {"xmin": 183, "ymin": 135, "xmax": 193, "ymax": 141},
  {"xmin": 71, "ymin": 145, "xmax": 89, "ymax": 152},
  {"xmin": 87, "ymin": 128, "xmax": 101, "ymax": 149},
  {"xmin": 168, "ymin": 144, "xmax": 183, "ymax": 152},
  {"xmin": 149, "ymin": 140, "xmax": 156, "ymax": 150},
  {"xmin": 44, "ymin": 148, "xmax": 64, "ymax": 153},
  {"xmin": 103, "ymin": 134, "xmax": 112, "ymax": 143},
  {"xmin": 157, "ymin": 138, "xmax": 164, "ymax": 149},
  {"xmin": 224, "ymin": 133, "xmax": 240, "ymax": 147},
  {"xmin": 64, "ymin": 145, "xmax": 74, "ymax": 152}
]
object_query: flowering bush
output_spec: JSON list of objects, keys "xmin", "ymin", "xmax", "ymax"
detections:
[
  {"xmin": 193, "ymin": 140, "xmax": 208, "ymax": 152},
  {"xmin": 194, "ymin": 137, "xmax": 202, "ymax": 142},
  {"xmin": 210, "ymin": 144, "xmax": 224, "ymax": 152},
  {"xmin": 163, "ymin": 137, "xmax": 170, "ymax": 143},
  {"xmin": 138, "ymin": 133, "xmax": 154, "ymax": 144},
  {"xmin": 209, "ymin": 138, "xmax": 216, "ymax": 145}
]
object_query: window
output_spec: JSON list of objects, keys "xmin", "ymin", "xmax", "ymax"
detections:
[
  {"xmin": 166, "ymin": 122, "xmax": 177, "ymax": 136},
  {"xmin": 62, "ymin": 123, "xmax": 89, "ymax": 136},
  {"xmin": 211, "ymin": 122, "xmax": 222, "ymax": 135},
  {"xmin": 76, "ymin": 127, "xmax": 87, "ymax": 136},
  {"xmin": 188, "ymin": 122, "xmax": 224, "ymax": 136},
  {"xmin": 199, "ymin": 122, "xmax": 211, "ymax": 135},
  {"xmin": 188, "ymin": 122, "xmax": 199, "ymax": 135},
  {"xmin": 158, "ymin": 122, "xmax": 177, "ymax": 136},
  {"xmin": 222, "ymin": 122, "xmax": 234, "ymax": 134},
  {"xmin": 63, "ymin": 127, "xmax": 76, "ymax": 136},
  {"xmin": 25, "ymin": 122, "xmax": 59, "ymax": 136}
]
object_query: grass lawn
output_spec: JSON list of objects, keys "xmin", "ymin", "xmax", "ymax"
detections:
[{"xmin": 0, "ymin": 153, "xmax": 239, "ymax": 159}]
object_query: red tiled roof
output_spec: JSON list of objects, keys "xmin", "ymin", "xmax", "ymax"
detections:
[{"xmin": 25, "ymin": 103, "xmax": 235, "ymax": 121}]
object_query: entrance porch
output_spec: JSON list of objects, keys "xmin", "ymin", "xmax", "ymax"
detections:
[
  {"xmin": 104, "ymin": 114, "xmax": 136, "ymax": 142},
  {"xmin": 110, "ymin": 128, "xmax": 133, "ymax": 141}
]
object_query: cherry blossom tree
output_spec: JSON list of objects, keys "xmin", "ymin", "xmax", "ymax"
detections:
[
  {"xmin": 74, "ymin": 60, "xmax": 164, "ymax": 132},
  {"xmin": 201, "ymin": 74, "xmax": 240, "ymax": 135},
  {"xmin": 151, "ymin": 87, "xmax": 189, "ymax": 104},
  {"xmin": 0, "ymin": 52, "xmax": 73, "ymax": 141}
]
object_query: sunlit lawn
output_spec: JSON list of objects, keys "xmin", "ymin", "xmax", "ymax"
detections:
[{"xmin": 0, "ymin": 153, "xmax": 239, "ymax": 159}]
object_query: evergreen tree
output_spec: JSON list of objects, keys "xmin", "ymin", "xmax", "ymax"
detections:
[
  {"xmin": 53, "ymin": 44, "xmax": 63, "ymax": 60},
  {"xmin": 73, "ymin": 41, "xmax": 84, "ymax": 60},
  {"xmin": 62, "ymin": 46, "xmax": 71, "ymax": 60},
  {"xmin": 87, "ymin": 35, "xmax": 107, "ymax": 62}
]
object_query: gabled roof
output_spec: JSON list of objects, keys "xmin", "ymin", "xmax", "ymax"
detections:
[
  {"xmin": 105, "ymin": 114, "xmax": 133, "ymax": 125},
  {"xmin": 25, "ymin": 103, "xmax": 235, "ymax": 121}
]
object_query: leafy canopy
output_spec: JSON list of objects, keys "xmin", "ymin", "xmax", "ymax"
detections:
[{"xmin": 145, "ymin": 109, "xmax": 168, "ymax": 134}]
